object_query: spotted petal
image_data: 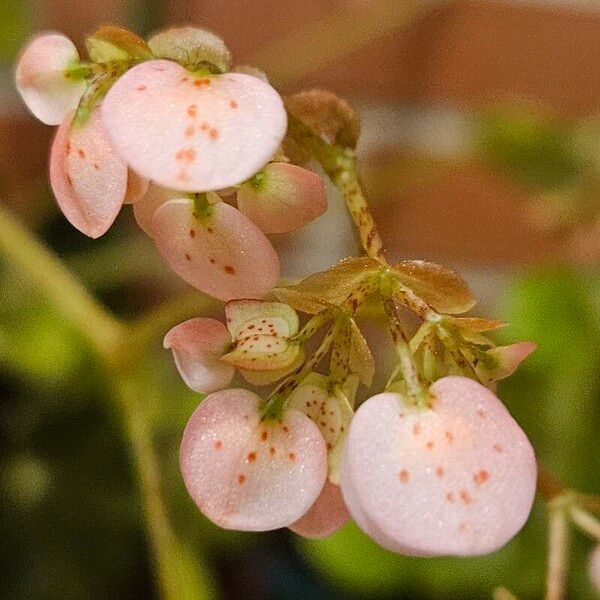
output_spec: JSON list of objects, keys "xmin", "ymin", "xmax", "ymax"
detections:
[
  {"xmin": 289, "ymin": 481, "xmax": 350, "ymax": 539},
  {"xmin": 236, "ymin": 163, "xmax": 327, "ymax": 233},
  {"xmin": 341, "ymin": 376, "xmax": 537, "ymax": 556},
  {"xmin": 102, "ymin": 60, "xmax": 287, "ymax": 192},
  {"xmin": 225, "ymin": 300, "xmax": 299, "ymax": 340},
  {"xmin": 49, "ymin": 109, "xmax": 128, "ymax": 238},
  {"xmin": 179, "ymin": 389, "xmax": 327, "ymax": 530},
  {"xmin": 163, "ymin": 318, "xmax": 234, "ymax": 394},
  {"xmin": 16, "ymin": 33, "xmax": 87, "ymax": 125},
  {"xmin": 151, "ymin": 198, "xmax": 279, "ymax": 301},
  {"xmin": 590, "ymin": 546, "xmax": 600, "ymax": 591}
]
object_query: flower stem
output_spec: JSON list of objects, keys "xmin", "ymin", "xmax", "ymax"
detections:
[
  {"xmin": 546, "ymin": 505, "xmax": 569, "ymax": 600},
  {"xmin": 0, "ymin": 206, "xmax": 124, "ymax": 359}
]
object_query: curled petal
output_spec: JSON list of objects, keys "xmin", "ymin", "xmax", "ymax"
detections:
[
  {"xmin": 49, "ymin": 109, "xmax": 128, "ymax": 238},
  {"xmin": 102, "ymin": 60, "xmax": 287, "ymax": 192},
  {"xmin": 289, "ymin": 481, "xmax": 350, "ymax": 539},
  {"xmin": 222, "ymin": 337, "xmax": 300, "ymax": 372},
  {"xmin": 123, "ymin": 170, "xmax": 149, "ymax": 205},
  {"xmin": 148, "ymin": 26, "xmax": 231, "ymax": 73},
  {"xmin": 237, "ymin": 163, "xmax": 327, "ymax": 233},
  {"xmin": 225, "ymin": 300, "xmax": 299, "ymax": 340},
  {"xmin": 179, "ymin": 389, "xmax": 327, "ymax": 530},
  {"xmin": 476, "ymin": 341, "xmax": 537, "ymax": 383},
  {"xmin": 16, "ymin": 32, "xmax": 86, "ymax": 125},
  {"xmin": 240, "ymin": 350, "xmax": 304, "ymax": 386},
  {"xmin": 341, "ymin": 376, "xmax": 537, "ymax": 556},
  {"xmin": 590, "ymin": 546, "xmax": 600, "ymax": 591},
  {"xmin": 86, "ymin": 25, "xmax": 151, "ymax": 63},
  {"xmin": 163, "ymin": 318, "xmax": 234, "ymax": 394},
  {"xmin": 152, "ymin": 198, "xmax": 280, "ymax": 301}
]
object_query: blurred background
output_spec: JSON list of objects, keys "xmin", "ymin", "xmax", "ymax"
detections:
[{"xmin": 1, "ymin": 0, "xmax": 600, "ymax": 598}]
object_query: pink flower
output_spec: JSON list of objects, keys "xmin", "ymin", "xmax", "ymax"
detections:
[
  {"xmin": 16, "ymin": 32, "xmax": 86, "ymax": 125},
  {"xmin": 340, "ymin": 376, "xmax": 537, "ymax": 556},
  {"xmin": 101, "ymin": 59, "xmax": 287, "ymax": 192},
  {"xmin": 164, "ymin": 300, "xmax": 302, "ymax": 393},
  {"xmin": 179, "ymin": 388, "xmax": 327, "ymax": 530}
]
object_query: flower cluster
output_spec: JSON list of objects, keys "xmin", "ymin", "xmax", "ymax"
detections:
[
  {"xmin": 17, "ymin": 26, "xmax": 327, "ymax": 300},
  {"xmin": 17, "ymin": 24, "xmax": 540, "ymax": 557}
]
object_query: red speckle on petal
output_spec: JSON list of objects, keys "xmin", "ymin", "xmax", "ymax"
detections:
[
  {"xmin": 459, "ymin": 523, "xmax": 468, "ymax": 533},
  {"xmin": 194, "ymin": 78, "xmax": 211, "ymax": 88},
  {"xmin": 473, "ymin": 470, "xmax": 490, "ymax": 485},
  {"xmin": 247, "ymin": 452, "xmax": 256, "ymax": 463},
  {"xmin": 200, "ymin": 122, "xmax": 209, "ymax": 132},
  {"xmin": 187, "ymin": 104, "xmax": 197, "ymax": 117},
  {"xmin": 477, "ymin": 410, "xmax": 486, "ymax": 418},
  {"xmin": 412, "ymin": 423, "xmax": 421, "ymax": 436},
  {"xmin": 77, "ymin": 148, "xmax": 85, "ymax": 159},
  {"xmin": 66, "ymin": 142, "xmax": 72, "ymax": 155},
  {"xmin": 93, "ymin": 163, "xmax": 100, "ymax": 171},
  {"xmin": 399, "ymin": 470, "xmax": 410, "ymax": 483},
  {"xmin": 209, "ymin": 128, "xmax": 219, "ymax": 140},
  {"xmin": 181, "ymin": 77, "xmax": 189, "ymax": 83},
  {"xmin": 238, "ymin": 474, "xmax": 246, "ymax": 485},
  {"xmin": 189, "ymin": 229, "xmax": 195, "ymax": 238},
  {"xmin": 207, "ymin": 227, "xmax": 214, "ymax": 233},
  {"xmin": 436, "ymin": 467, "xmax": 445, "ymax": 478},
  {"xmin": 282, "ymin": 425, "xmax": 289, "ymax": 433},
  {"xmin": 269, "ymin": 447, "xmax": 276, "ymax": 456},
  {"xmin": 209, "ymin": 257, "xmax": 216, "ymax": 264},
  {"xmin": 184, "ymin": 253, "xmax": 192, "ymax": 261},
  {"xmin": 230, "ymin": 100, "xmax": 238, "ymax": 109},
  {"xmin": 185, "ymin": 125, "xmax": 195, "ymax": 137},
  {"xmin": 446, "ymin": 492, "xmax": 455, "ymax": 503},
  {"xmin": 175, "ymin": 148, "xmax": 197, "ymax": 163},
  {"xmin": 426, "ymin": 441, "xmax": 434, "ymax": 450},
  {"xmin": 177, "ymin": 170, "xmax": 189, "ymax": 183},
  {"xmin": 445, "ymin": 431, "xmax": 455, "ymax": 443},
  {"xmin": 223, "ymin": 265, "xmax": 235, "ymax": 275},
  {"xmin": 493, "ymin": 444, "xmax": 503, "ymax": 453},
  {"xmin": 460, "ymin": 490, "xmax": 473, "ymax": 505},
  {"xmin": 288, "ymin": 452, "xmax": 296, "ymax": 462},
  {"xmin": 136, "ymin": 84, "xmax": 147, "ymax": 91},
  {"xmin": 213, "ymin": 440, "xmax": 222, "ymax": 450},
  {"xmin": 261, "ymin": 431, "xmax": 268, "ymax": 441}
]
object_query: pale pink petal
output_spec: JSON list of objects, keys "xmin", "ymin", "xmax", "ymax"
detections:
[
  {"xmin": 151, "ymin": 198, "xmax": 280, "ymax": 300},
  {"xmin": 123, "ymin": 170, "xmax": 149, "ymax": 204},
  {"xmin": 132, "ymin": 183, "xmax": 180, "ymax": 236},
  {"xmin": 101, "ymin": 60, "xmax": 287, "ymax": 192},
  {"xmin": 16, "ymin": 33, "xmax": 86, "ymax": 125},
  {"xmin": 289, "ymin": 481, "xmax": 350, "ymax": 538},
  {"xmin": 236, "ymin": 163, "xmax": 327, "ymax": 233},
  {"xmin": 163, "ymin": 318, "xmax": 234, "ymax": 394},
  {"xmin": 225, "ymin": 300, "xmax": 299, "ymax": 339},
  {"xmin": 476, "ymin": 341, "xmax": 537, "ymax": 383},
  {"xmin": 341, "ymin": 376, "xmax": 537, "ymax": 556},
  {"xmin": 589, "ymin": 546, "xmax": 600, "ymax": 591},
  {"xmin": 49, "ymin": 109, "xmax": 128, "ymax": 238},
  {"xmin": 179, "ymin": 388, "xmax": 327, "ymax": 530}
]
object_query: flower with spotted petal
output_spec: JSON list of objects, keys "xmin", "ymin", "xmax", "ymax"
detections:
[
  {"xmin": 179, "ymin": 388, "xmax": 327, "ymax": 530},
  {"xmin": 340, "ymin": 376, "xmax": 537, "ymax": 556}
]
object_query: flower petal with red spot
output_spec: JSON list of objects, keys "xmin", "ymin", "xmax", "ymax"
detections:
[
  {"xmin": 289, "ymin": 481, "xmax": 350, "ymax": 539},
  {"xmin": 341, "ymin": 376, "xmax": 537, "ymax": 556},
  {"xmin": 101, "ymin": 60, "xmax": 287, "ymax": 192},
  {"xmin": 225, "ymin": 300, "xmax": 299, "ymax": 340},
  {"xmin": 16, "ymin": 32, "xmax": 87, "ymax": 125},
  {"xmin": 49, "ymin": 109, "xmax": 128, "ymax": 238},
  {"xmin": 179, "ymin": 388, "xmax": 327, "ymax": 530},
  {"xmin": 151, "ymin": 198, "xmax": 280, "ymax": 301},
  {"xmin": 236, "ymin": 162, "xmax": 327, "ymax": 233},
  {"xmin": 163, "ymin": 318, "xmax": 234, "ymax": 394}
]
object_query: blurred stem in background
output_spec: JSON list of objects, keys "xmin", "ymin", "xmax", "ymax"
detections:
[{"xmin": 0, "ymin": 204, "xmax": 216, "ymax": 600}]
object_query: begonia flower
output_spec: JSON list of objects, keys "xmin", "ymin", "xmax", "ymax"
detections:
[
  {"xmin": 179, "ymin": 388, "xmax": 327, "ymax": 530},
  {"xmin": 341, "ymin": 376, "xmax": 537, "ymax": 556},
  {"xmin": 164, "ymin": 301, "xmax": 301, "ymax": 393},
  {"xmin": 101, "ymin": 59, "xmax": 287, "ymax": 192}
]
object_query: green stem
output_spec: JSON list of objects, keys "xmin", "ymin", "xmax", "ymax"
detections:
[
  {"xmin": 0, "ymin": 206, "xmax": 124, "ymax": 359},
  {"xmin": 286, "ymin": 114, "xmax": 386, "ymax": 262}
]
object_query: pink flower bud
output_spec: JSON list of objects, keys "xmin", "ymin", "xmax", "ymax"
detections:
[{"xmin": 16, "ymin": 32, "xmax": 86, "ymax": 125}]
